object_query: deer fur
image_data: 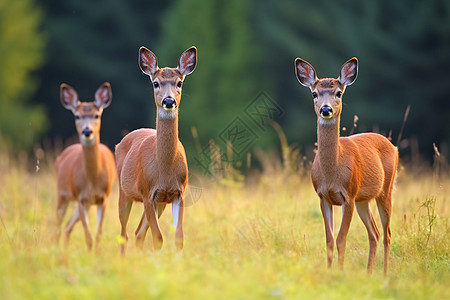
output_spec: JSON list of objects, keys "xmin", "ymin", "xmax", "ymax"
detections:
[
  {"xmin": 116, "ymin": 46, "xmax": 197, "ymax": 254},
  {"xmin": 295, "ymin": 57, "xmax": 398, "ymax": 274},
  {"xmin": 56, "ymin": 82, "xmax": 116, "ymax": 250}
]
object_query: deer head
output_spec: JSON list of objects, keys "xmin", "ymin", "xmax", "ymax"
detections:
[
  {"xmin": 60, "ymin": 82, "xmax": 112, "ymax": 146},
  {"xmin": 295, "ymin": 58, "xmax": 358, "ymax": 125},
  {"xmin": 139, "ymin": 46, "xmax": 197, "ymax": 119}
]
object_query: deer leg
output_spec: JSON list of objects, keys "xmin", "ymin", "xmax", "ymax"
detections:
[
  {"xmin": 118, "ymin": 192, "xmax": 133, "ymax": 256},
  {"xmin": 64, "ymin": 202, "xmax": 80, "ymax": 247},
  {"xmin": 156, "ymin": 203, "xmax": 166, "ymax": 219},
  {"xmin": 356, "ymin": 201, "xmax": 380, "ymax": 274},
  {"xmin": 56, "ymin": 196, "xmax": 69, "ymax": 243},
  {"xmin": 336, "ymin": 197, "xmax": 355, "ymax": 271},
  {"xmin": 173, "ymin": 198, "xmax": 184, "ymax": 251},
  {"xmin": 78, "ymin": 199, "xmax": 93, "ymax": 251},
  {"xmin": 95, "ymin": 200, "xmax": 107, "ymax": 247},
  {"xmin": 144, "ymin": 195, "xmax": 163, "ymax": 250},
  {"xmin": 376, "ymin": 196, "xmax": 392, "ymax": 276},
  {"xmin": 135, "ymin": 211, "xmax": 149, "ymax": 248},
  {"xmin": 135, "ymin": 202, "xmax": 165, "ymax": 249},
  {"xmin": 320, "ymin": 198, "xmax": 334, "ymax": 268}
]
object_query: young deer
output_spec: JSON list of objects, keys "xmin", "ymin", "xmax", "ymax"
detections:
[
  {"xmin": 295, "ymin": 57, "xmax": 398, "ymax": 274},
  {"xmin": 56, "ymin": 83, "xmax": 116, "ymax": 250},
  {"xmin": 115, "ymin": 46, "xmax": 197, "ymax": 254}
]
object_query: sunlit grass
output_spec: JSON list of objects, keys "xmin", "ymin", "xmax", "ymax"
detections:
[{"xmin": 0, "ymin": 152, "xmax": 449, "ymax": 299}]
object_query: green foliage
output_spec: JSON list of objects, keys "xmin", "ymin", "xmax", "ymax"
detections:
[
  {"xmin": 0, "ymin": 0, "xmax": 46, "ymax": 149},
  {"xmin": 34, "ymin": 0, "xmax": 171, "ymax": 148},
  {"xmin": 255, "ymin": 0, "xmax": 450, "ymax": 157},
  {"xmin": 23, "ymin": 0, "xmax": 450, "ymax": 166},
  {"xmin": 419, "ymin": 195, "xmax": 437, "ymax": 248},
  {"xmin": 158, "ymin": 0, "xmax": 273, "ymax": 160}
]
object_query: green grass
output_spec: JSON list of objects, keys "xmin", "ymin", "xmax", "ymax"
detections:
[{"xmin": 0, "ymin": 152, "xmax": 449, "ymax": 299}]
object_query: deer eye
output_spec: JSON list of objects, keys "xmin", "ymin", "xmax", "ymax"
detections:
[
  {"xmin": 312, "ymin": 92, "xmax": 318, "ymax": 99},
  {"xmin": 336, "ymin": 91, "xmax": 342, "ymax": 98},
  {"xmin": 75, "ymin": 115, "xmax": 81, "ymax": 120},
  {"xmin": 94, "ymin": 114, "xmax": 99, "ymax": 119},
  {"xmin": 153, "ymin": 81, "xmax": 160, "ymax": 88},
  {"xmin": 177, "ymin": 81, "xmax": 183, "ymax": 88}
]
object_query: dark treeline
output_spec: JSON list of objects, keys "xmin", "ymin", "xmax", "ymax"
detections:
[{"xmin": 1, "ymin": 0, "xmax": 449, "ymax": 169}]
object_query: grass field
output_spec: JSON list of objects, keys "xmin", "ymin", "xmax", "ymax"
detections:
[{"xmin": 0, "ymin": 151, "xmax": 449, "ymax": 299}]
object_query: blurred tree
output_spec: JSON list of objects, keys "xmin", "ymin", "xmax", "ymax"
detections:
[
  {"xmin": 0, "ymin": 0, "xmax": 46, "ymax": 149},
  {"xmin": 255, "ymin": 0, "xmax": 450, "ymax": 159},
  {"xmin": 30, "ymin": 0, "xmax": 450, "ymax": 164},
  {"xmin": 34, "ymin": 0, "xmax": 171, "ymax": 149},
  {"xmin": 158, "ymin": 0, "xmax": 276, "ymax": 164}
]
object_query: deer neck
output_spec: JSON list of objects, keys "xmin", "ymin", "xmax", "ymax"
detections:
[
  {"xmin": 317, "ymin": 115, "xmax": 341, "ymax": 172},
  {"xmin": 156, "ymin": 109, "xmax": 179, "ymax": 171},
  {"xmin": 82, "ymin": 139, "xmax": 101, "ymax": 181}
]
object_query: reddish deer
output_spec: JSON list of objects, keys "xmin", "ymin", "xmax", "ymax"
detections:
[
  {"xmin": 115, "ymin": 46, "xmax": 197, "ymax": 254},
  {"xmin": 56, "ymin": 83, "xmax": 116, "ymax": 250},
  {"xmin": 295, "ymin": 57, "xmax": 398, "ymax": 274}
]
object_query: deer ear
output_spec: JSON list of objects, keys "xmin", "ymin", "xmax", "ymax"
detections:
[
  {"xmin": 338, "ymin": 57, "xmax": 358, "ymax": 86},
  {"xmin": 295, "ymin": 58, "xmax": 318, "ymax": 89},
  {"xmin": 139, "ymin": 47, "xmax": 158, "ymax": 78},
  {"xmin": 177, "ymin": 46, "xmax": 197, "ymax": 76},
  {"xmin": 95, "ymin": 82, "xmax": 112, "ymax": 109},
  {"xmin": 60, "ymin": 83, "xmax": 79, "ymax": 112}
]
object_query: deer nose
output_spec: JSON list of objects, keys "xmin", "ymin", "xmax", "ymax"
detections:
[
  {"xmin": 162, "ymin": 97, "xmax": 176, "ymax": 110},
  {"xmin": 82, "ymin": 127, "xmax": 93, "ymax": 137},
  {"xmin": 320, "ymin": 106, "xmax": 333, "ymax": 118}
]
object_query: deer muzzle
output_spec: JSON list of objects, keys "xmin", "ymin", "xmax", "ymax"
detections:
[
  {"xmin": 81, "ymin": 127, "xmax": 95, "ymax": 145},
  {"xmin": 82, "ymin": 127, "xmax": 93, "ymax": 138},
  {"xmin": 162, "ymin": 97, "xmax": 177, "ymax": 111},
  {"xmin": 320, "ymin": 105, "xmax": 333, "ymax": 119}
]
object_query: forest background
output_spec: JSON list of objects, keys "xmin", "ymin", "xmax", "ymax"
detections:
[{"xmin": 0, "ymin": 0, "xmax": 449, "ymax": 170}]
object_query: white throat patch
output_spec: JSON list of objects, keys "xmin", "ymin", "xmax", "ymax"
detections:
[
  {"xmin": 80, "ymin": 135, "xmax": 96, "ymax": 146},
  {"xmin": 319, "ymin": 116, "xmax": 337, "ymax": 126},
  {"xmin": 158, "ymin": 108, "xmax": 177, "ymax": 120}
]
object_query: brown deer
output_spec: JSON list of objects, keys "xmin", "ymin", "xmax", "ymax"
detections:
[
  {"xmin": 295, "ymin": 57, "xmax": 398, "ymax": 274},
  {"xmin": 115, "ymin": 46, "xmax": 197, "ymax": 254},
  {"xmin": 56, "ymin": 82, "xmax": 116, "ymax": 250}
]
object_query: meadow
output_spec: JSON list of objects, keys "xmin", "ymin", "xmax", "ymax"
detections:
[{"xmin": 0, "ymin": 149, "xmax": 449, "ymax": 299}]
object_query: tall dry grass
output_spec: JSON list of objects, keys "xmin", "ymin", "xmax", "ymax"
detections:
[{"xmin": 0, "ymin": 141, "xmax": 449, "ymax": 299}]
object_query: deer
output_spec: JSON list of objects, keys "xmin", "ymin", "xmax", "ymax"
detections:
[
  {"xmin": 56, "ymin": 82, "xmax": 116, "ymax": 251},
  {"xmin": 115, "ymin": 46, "xmax": 197, "ymax": 254},
  {"xmin": 295, "ymin": 57, "xmax": 398, "ymax": 275}
]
